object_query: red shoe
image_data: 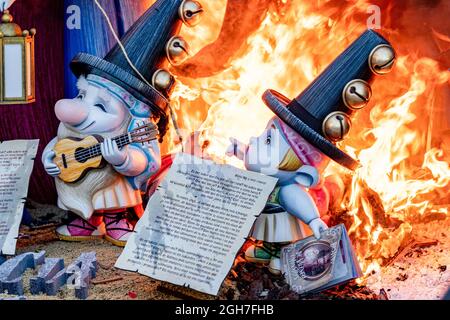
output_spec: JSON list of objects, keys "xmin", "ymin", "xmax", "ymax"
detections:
[
  {"xmin": 103, "ymin": 210, "xmax": 136, "ymax": 247},
  {"xmin": 56, "ymin": 214, "xmax": 105, "ymax": 242}
]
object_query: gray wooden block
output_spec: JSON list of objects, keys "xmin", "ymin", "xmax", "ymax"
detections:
[
  {"xmin": 30, "ymin": 258, "xmax": 65, "ymax": 295},
  {"xmin": 66, "ymin": 252, "xmax": 97, "ymax": 300},
  {"xmin": 0, "ymin": 251, "xmax": 45, "ymax": 295},
  {"xmin": 45, "ymin": 267, "xmax": 68, "ymax": 296}
]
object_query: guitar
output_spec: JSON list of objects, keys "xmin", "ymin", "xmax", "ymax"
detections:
[{"xmin": 53, "ymin": 122, "xmax": 159, "ymax": 183}]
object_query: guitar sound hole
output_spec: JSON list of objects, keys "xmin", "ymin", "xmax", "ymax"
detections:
[
  {"xmin": 61, "ymin": 154, "xmax": 68, "ymax": 168},
  {"xmin": 75, "ymin": 148, "xmax": 89, "ymax": 163}
]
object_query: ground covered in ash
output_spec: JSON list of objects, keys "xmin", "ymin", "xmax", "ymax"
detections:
[
  {"xmin": 1, "ymin": 204, "xmax": 448, "ymax": 300},
  {"xmin": 365, "ymin": 218, "xmax": 450, "ymax": 300},
  {"xmin": 4, "ymin": 238, "xmax": 380, "ymax": 301}
]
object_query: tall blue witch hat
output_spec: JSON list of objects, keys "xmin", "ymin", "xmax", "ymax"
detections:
[
  {"xmin": 70, "ymin": 0, "xmax": 204, "ymax": 139},
  {"xmin": 263, "ymin": 30, "xmax": 396, "ymax": 170}
]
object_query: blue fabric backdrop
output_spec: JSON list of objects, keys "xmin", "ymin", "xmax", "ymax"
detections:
[{"xmin": 64, "ymin": 0, "xmax": 149, "ymax": 98}]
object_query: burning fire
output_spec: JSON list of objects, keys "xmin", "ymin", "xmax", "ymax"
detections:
[
  {"xmin": 342, "ymin": 57, "xmax": 450, "ymax": 275},
  {"xmin": 157, "ymin": 1, "xmax": 449, "ymax": 277}
]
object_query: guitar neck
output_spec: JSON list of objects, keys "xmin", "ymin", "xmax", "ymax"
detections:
[
  {"xmin": 81, "ymin": 133, "xmax": 131, "ymax": 160},
  {"xmin": 73, "ymin": 122, "xmax": 158, "ymax": 163}
]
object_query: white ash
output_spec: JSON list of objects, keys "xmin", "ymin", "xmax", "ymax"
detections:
[{"xmin": 366, "ymin": 218, "xmax": 450, "ymax": 300}]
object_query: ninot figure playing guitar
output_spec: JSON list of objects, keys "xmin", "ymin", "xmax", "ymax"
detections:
[
  {"xmin": 41, "ymin": 0, "xmax": 194, "ymax": 246},
  {"xmin": 42, "ymin": 74, "xmax": 164, "ymax": 247},
  {"xmin": 52, "ymin": 121, "xmax": 159, "ymax": 184}
]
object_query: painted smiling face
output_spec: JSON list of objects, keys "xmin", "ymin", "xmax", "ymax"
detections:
[{"xmin": 54, "ymin": 76, "xmax": 128, "ymax": 135}]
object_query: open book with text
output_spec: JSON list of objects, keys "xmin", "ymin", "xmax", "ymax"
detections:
[{"xmin": 281, "ymin": 224, "xmax": 362, "ymax": 295}]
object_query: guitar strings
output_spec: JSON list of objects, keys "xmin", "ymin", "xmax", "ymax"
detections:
[
  {"xmin": 54, "ymin": 129, "xmax": 157, "ymax": 165},
  {"xmin": 54, "ymin": 135, "xmax": 131, "ymax": 165},
  {"xmin": 65, "ymin": 125, "xmax": 156, "ymax": 163},
  {"xmin": 53, "ymin": 135, "xmax": 130, "ymax": 165},
  {"xmin": 64, "ymin": 130, "xmax": 146, "ymax": 162}
]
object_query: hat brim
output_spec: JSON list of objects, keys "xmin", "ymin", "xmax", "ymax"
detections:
[
  {"xmin": 70, "ymin": 53, "xmax": 169, "ymax": 119},
  {"xmin": 262, "ymin": 89, "xmax": 359, "ymax": 171}
]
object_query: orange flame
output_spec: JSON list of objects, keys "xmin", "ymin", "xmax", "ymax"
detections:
[{"xmin": 163, "ymin": 0, "xmax": 450, "ymax": 277}]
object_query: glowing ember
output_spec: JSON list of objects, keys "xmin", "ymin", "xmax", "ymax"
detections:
[{"xmin": 153, "ymin": 0, "xmax": 450, "ymax": 278}]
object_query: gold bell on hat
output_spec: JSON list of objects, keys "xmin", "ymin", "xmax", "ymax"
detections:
[
  {"xmin": 322, "ymin": 112, "xmax": 352, "ymax": 142},
  {"xmin": 342, "ymin": 79, "xmax": 372, "ymax": 110},
  {"xmin": 179, "ymin": 0, "xmax": 204, "ymax": 27},
  {"xmin": 166, "ymin": 36, "xmax": 190, "ymax": 66},
  {"xmin": 152, "ymin": 69, "xmax": 175, "ymax": 93},
  {"xmin": 369, "ymin": 44, "xmax": 396, "ymax": 75}
]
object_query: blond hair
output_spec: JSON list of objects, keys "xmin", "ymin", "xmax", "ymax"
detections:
[{"xmin": 278, "ymin": 148, "xmax": 302, "ymax": 171}]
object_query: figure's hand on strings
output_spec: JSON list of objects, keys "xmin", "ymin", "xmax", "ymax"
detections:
[
  {"xmin": 43, "ymin": 150, "xmax": 61, "ymax": 177},
  {"xmin": 100, "ymin": 138, "xmax": 128, "ymax": 167}
]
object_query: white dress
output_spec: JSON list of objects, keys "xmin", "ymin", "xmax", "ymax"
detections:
[
  {"xmin": 56, "ymin": 165, "xmax": 141, "ymax": 220},
  {"xmin": 250, "ymin": 187, "xmax": 311, "ymax": 243}
]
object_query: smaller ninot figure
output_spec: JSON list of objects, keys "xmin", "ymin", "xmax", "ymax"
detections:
[
  {"xmin": 227, "ymin": 30, "xmax": 396, "ymax": 274},
  {"xmin": 227, "ymin": 117, "xmax": 329, "ymax": 275}
]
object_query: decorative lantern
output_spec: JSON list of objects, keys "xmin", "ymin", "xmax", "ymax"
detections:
[{"xmin": 0, "ymin": 10, "xmax": 35, "ymax": 104}]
